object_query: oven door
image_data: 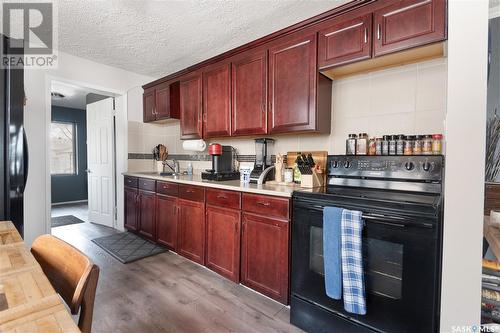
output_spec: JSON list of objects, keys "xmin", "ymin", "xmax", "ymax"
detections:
[{"xmin": 291, "ymin": 197, "xmax": 440, "ymax": 333}]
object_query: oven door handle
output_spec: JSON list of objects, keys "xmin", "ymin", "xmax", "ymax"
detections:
[{"xmin": 307, "ymin": 205, "xmax": 434, "ymax": 229}]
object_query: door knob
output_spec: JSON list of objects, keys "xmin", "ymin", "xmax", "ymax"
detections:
[{"xmin": 85, "ymin": 169, "xmax": 92, "ymax": 173}]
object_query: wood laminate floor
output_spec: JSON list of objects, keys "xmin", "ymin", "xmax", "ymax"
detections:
[{"xmin": 51, "ymin": 209, "xmax": 303, "ymax": 333}]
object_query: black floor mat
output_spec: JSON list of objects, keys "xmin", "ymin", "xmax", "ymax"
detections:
[
  {"xmin": 91, "ymin": 232, "xmax": 166, "ymax": 263},
  {"xmin": 51, "ymin": 215, "xmax": 85, "ymax": 228}
]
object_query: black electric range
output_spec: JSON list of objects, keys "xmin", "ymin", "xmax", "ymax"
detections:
[{"xmin": 291, "ymin": 155, "xmax": 444, "ymax": 333}]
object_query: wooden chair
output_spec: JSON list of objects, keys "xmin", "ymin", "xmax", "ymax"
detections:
[{"xmin": 31, "ymin": 234, "xmax": 100, "ymax": 333}]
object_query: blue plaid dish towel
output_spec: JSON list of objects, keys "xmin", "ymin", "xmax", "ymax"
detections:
[{"xmin": 341, "ymin": 209, "xmax": 366, "ymax": 315}]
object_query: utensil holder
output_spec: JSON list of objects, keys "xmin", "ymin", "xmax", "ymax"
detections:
[{"xmin": 156, "ymin": 161, "xmax": 164, "ymax": 173}]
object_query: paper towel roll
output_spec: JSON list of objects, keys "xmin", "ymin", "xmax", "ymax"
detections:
[{"xmin": 182, "ymin": 139, "xmax": 207, "ymax": 152}]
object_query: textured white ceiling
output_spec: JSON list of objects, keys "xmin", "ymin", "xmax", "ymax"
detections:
[
  {"xmin": 55, "ymin": 0, "xmax": 348, "ymax": 78},
  {"xmin": 51, "ymin": 81, "xmax": 110, "ymax": 109}
]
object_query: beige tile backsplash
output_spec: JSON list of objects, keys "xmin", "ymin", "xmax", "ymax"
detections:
[{"xmin": 127, "ymin": 58, "xmax": 447, "ymax": 172}]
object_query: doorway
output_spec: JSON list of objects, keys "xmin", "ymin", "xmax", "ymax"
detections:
[{"xmin": 49, "ymin": 80, "xmax": 117, "ymax": 231}]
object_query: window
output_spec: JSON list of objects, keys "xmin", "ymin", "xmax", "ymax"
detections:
[{"xmin": 50, "ymin": 122, "xmax": 76, "ymax": 175}]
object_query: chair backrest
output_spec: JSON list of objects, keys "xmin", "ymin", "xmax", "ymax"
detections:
[{"xmin": 31, "ymin": 234, "xmax": 99, "ymax": 333}]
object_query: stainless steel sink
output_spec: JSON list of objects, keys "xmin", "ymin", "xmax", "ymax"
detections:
[{"xmin": 138, "ymin": 171, "xmax": 174, "ymax": 176}]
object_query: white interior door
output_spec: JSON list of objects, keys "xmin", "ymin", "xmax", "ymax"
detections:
[{"xmin": 86, "ymin": 98, "xmax": 115, "ymax": 228}]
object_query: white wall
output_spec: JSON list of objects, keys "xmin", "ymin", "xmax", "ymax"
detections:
[
  {"xmin": 127, "ymin": 58, "xmax": 447, "ymax": 171},
  {"xmin": 24, "ymin": 50, "xmax": 153, "ymax": 245},
  {"xmin": 440, "ymin": 1, "xmax": 489, "ymax": 331}
]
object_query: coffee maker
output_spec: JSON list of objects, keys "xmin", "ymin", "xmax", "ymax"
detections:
[
  {"xmin": 201, "ymin": 144, "xmax": 240, "ymax": 181},
  {"xmin": 250, "ymin": 138, "xmax": 275, "ymax": 184}
]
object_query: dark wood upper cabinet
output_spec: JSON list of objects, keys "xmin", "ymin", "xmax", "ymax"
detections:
[
  {"xmin": 143, "ymin": 88, "xmax": 156, "ymax": 123},
  {"xmin": 179, "ymin": 72, "xmax": 203, "ymax": 140},
  {"xmin": 241, "ymin": 212, "xmax": 289, "ymax": 304},
  {"xmin": 155, "ymin": 82, "xmax": 170, "ymax": 120},
  {"xmin": 205, "ymin": 205, "xmax": 241, "ymax": 282},
  {"xmin": 156, "ymin": 194, "xmax": 178, "ymax": 250},
  {"xmin": 143, "ymin": 82, "xmax": 180, "ymax": 122},
  {"xmin": 231, "ymin": 49, "xmax": 268, "ymax": 136},
  {"xmin": 373, "ymin": 0, "xmax": 446, "ymax": 57},
  {"xmin": 268, "ymin": 32, "xmax": 331, "ymax": 134},
  {"xmin": 202, "ymin": 62, "xmax": 231, "ymax": 138},
  {"xmin": 318, "ymin": 13, "xmax": 372, "ymax": 69},
  {"xmin": 177, "ymin": 198, "xmax": 205, "ymax": 264},
  {"xmin": 138, "ymin": 190, "xmax": 156, "ymax": 240},
  {"xmin": 124, "ymin": 186, "xmax": 138, "ymax": 231}
]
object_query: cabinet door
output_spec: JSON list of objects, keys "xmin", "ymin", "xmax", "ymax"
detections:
[
  {"xmin": 206, "ymin": 206, "xmax": 241, "ymax": 282},
  {"xmin": 156, "ymin": 194, "xmax": 178, "ymax": 250},
  {"xmin": 143, "ymin": 88, "xmax": 156, "ymax": 122},
  {"xmin": 202, "ymin": 63, "xmax": 231, "ymax": 138},
  {"xmin": 177, "ymin": 199, "xmax": 205, "ymax": 264},
  {"xmin": 241, "ymin": 213, "xmax": 289, "ymax": 304},
  {"xmin": 374, "ymin": 0, "xmax": 446, "ymax": 57},
  {"xmin": 179, "ymin": 72, "xmax": 203, "ymax": 139},
  {"xmin": 231, "ymin": 50, "xmax": 268, "ymax": 136},
  {"xmin": 155, "ymin": 82, "xmax": 170, "ymax": 120},
  {"xmin": 318, "ymin": 13, "xmax": 372, "ymax": 69},
  {"xmin": 124, "ymin": 187, "xmax": 138, "ymax": 231},
  {"xmin": 268, "ymin": 33, "xmax": 318, "ymax": 134},
  {"xmin": 138, "ymin": 190, "xmax": 156, "ymax": 240}
]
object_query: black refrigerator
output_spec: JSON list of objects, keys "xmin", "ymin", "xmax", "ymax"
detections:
[{"xmin": 0, "ymin": 35, "xmax": 26, "ymax": 236}]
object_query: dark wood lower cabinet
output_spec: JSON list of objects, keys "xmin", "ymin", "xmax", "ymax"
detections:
[
  {"xmin": 156, "ymin": 194, "xmax": 178, "ymax": 250},
  {"xmin": 205, "ymin": 205, "xmax": 241, "ymax": 282},
  {"xmin": 125, "ymin": 178, "xmax": 291, "ymax": 304},
  {"xmin": 138, "ymin": 190, "xmax": 156, "ymax": 240},
  {"xmin": 124, "ymin": 186, "xmax": 138, "ymax": 231},
  {"xmin": 177, "ymin": 198, "xmax": 205, "ymax": 264},
  {"xmin": 241, "ymin": 212, "xmax": 289, "ymax": 304}
]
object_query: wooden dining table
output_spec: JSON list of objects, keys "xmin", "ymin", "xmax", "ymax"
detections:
[{"xmin": 0, "ymin": 221, "xmax": 81, "ymax": 332}]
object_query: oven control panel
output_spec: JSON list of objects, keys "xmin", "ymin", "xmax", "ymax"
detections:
[{"xmin": 328, "ymin": 155, "xmax": 443, "ymax": 181}]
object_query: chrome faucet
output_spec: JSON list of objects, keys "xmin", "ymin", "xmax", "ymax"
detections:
[{"xmin": 163, "ymin": 159, "xmax": 180, "ymax": 175}]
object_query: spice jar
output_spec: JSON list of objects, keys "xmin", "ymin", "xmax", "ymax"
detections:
[
  {"xmin": 382, "ymin": 135, "xmax": 390, "ymax": 155},
  {"xmin": 357, "ymin": 133, "xmax": 368, "ymax": 155},
  {"xmin": 432, "ymin": 134, "xmax": 443, "ymax": 155},
  {"xmin": 422, "ymin": 135, "xmax": 433, "ymax": 155},
  {"xmin": 284, "ymin": 168, "xmax": 294, "ymax": 183},
  {"xmin": 396, "ymin": 134, "xmax": 405, "ymax": 155},
  {"xmin": 375, "ymin": 138, "xmax": 383, "ymax": 155},
  {"xmin": 403, "ymin": 136, "xmax": 414, "ymax": 155},
  {"xmin": 368, "ymin": 138, "xmax": 377, "ymax": 155},
  {"xmin": 346, "ymin": 134, "xmax": 357, "ymax": 155},
  {"xmin": 388, "ymin": 135, "xmax": 397, "ymax": 155},
  {"xmin": 413, "ymin": 135, "xmax": 423, "ymax": 155}
]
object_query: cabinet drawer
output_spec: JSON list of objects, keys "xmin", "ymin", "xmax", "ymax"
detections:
[
  {"xmin": 138, "ymin": 178, "xmax": 156, "ymax": 192},
  {"xmin": 178, "ymin": 184, "xmax": 205, "ymax": 202},
  {"xmin": 242, "ymin": 193, "xmax": 289, "ymax": 220},
  {"xmin": 206, "ymin": 188, "xmax": 241, "ymax": 210},
  {"xmin": 156, "ymin": 181, "xmax": 178, "ymax": 196},
  {"xmin": 124, "ymin": 176, "xmax": 138, "ymax": 188}
]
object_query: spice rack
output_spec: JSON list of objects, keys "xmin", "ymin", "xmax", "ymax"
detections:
[{"xmin": 346, "ymin": 133, "xmax": 443, "ymax": 156}]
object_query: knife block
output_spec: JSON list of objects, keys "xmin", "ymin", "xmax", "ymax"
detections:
[{"xmin": 300, "ymin": 169, "xmax": 324, "ymax": 188}]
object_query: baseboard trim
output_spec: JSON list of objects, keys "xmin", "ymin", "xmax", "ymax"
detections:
[{"xmin": 51, "ymin": 200, "xmax": 88, "ymax": 206}]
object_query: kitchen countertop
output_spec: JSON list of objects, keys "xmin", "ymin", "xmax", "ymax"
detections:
[{"xmin": 123, "ymin": 172, "xmax": 299, "ymax": 198}]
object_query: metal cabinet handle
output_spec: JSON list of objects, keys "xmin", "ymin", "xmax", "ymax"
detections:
[
  {"xmin": 377, "ymin": 24, "xmax": 381, "ymax": 40},
  {"xmin": 257, "ymin": 201, "xmax": 270, "ymax": 207},
  {"xmin": 364, "ymin": 27, "xmax": 368, "ymax": 44},
  {"xmin": 217, "ymin": 195, "xmax": 227, "ymax": 199},
  {"xmin": 186, "ymin": 189, "xmax": 195, "ymax": 193}
]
